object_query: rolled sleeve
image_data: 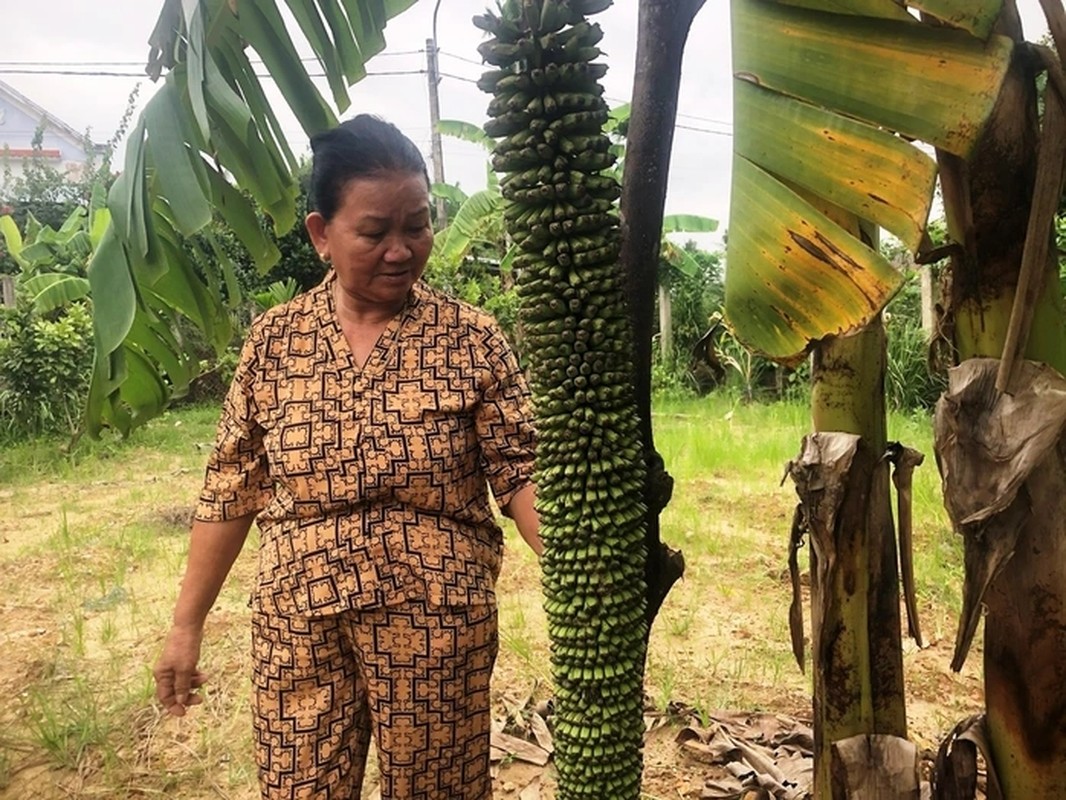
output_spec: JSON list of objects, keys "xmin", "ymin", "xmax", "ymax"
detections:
[
  {"xmin": 195, "ymin": 326, "xmax": 273, "ymax": 522},
  {"xmin": 475, "ymin": 324, "xmax": 536, "ymax": 509}
]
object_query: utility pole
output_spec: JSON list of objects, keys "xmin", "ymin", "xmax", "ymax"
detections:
[{"xmin": 425, "ymin": 37, "xmax": 448, "ymax": 227}]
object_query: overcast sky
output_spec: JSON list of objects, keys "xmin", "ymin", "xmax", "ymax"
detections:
[{"xmin": 0, "ymin": 1, "xmax": 1053, "ymax": 251}]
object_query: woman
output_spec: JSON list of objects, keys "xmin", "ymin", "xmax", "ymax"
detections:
[{"xmin": 153, "ymin": 115, "xmax": 541, "ymax": 800}]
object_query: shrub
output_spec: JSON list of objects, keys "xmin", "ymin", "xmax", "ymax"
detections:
[
  {"xmin": 651, "ymin": 349, "xmax": 697, "ymax": 401},
  {"xmin": 886, "ymin": 316, "xmax": 945, "ymax": 412},
  {"xmin": 0, "ymin": 301, "xmax": 94, "ymax": 440}
]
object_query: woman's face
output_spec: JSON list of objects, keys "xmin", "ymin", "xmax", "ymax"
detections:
[{"xmin": 305, "ymin": 170, "xmax": 433, "ymax": 313}]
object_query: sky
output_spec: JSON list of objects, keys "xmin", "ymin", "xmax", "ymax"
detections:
[{"xmin": 0, "ymin": 1, "xmax": 1053, "ymax": 252}]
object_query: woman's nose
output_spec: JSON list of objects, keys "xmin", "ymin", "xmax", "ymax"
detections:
[{"xmin": 383, "ymin": 236, "xmax": 412, "ymax": 261}]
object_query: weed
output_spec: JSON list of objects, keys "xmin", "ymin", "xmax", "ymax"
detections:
[
  {"xmin": 23, "ymin": 678, "xmax": 106, "ymax": 770},
  {"xmin": 646, "ymin": 656, "xmax": 677, "ymax": 713}
]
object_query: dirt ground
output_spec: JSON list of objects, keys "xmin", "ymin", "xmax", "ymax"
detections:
[{"xmin": 0, "ymin": 440, "xmax": 983, "ymax": 799}]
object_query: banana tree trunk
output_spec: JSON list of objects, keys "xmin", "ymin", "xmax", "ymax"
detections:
[
  {"xmin": 934, "ymin": 5, "xmax": 1066, "ymax": 794},
  {"xmin": 619, "ymin": 0, "xmax": 706, "ymax": 626},
  {"xmin": 799, "ymin": 320, "xmax": 911, "ymax": 799}
]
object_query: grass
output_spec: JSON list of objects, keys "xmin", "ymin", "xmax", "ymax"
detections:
[{"xmin": 0, "ymin": 394, "xmax": 981, "ymax": 798}]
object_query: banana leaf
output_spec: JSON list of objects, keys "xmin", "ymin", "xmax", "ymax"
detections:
[
  {"xmin": 21, "ymin": 274, "xmax": 92, "ymax": 314},
  {"xmin": 88, "ymin": 0, "xmax": 413, "ymax": 435},
  {"xmin": 726, "ymin": 0, "xmax": 1012, "ymax": 362},
  {"xmin": 435, "ymin": 190, "xmax": 505, "ymax": 265},
  {"xmin": 438, "ymin": 119, "xmax": 496, "ymax": 151}
]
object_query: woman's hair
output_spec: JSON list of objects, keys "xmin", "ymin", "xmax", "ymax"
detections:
[{"xmin": 308, "ymin": 115, "xmax": 430, "ymax": 220}]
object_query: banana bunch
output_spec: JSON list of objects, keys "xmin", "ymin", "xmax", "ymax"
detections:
[{"xmin": 477, "ymin": 2, "xmax": 649, "ymax": 798}]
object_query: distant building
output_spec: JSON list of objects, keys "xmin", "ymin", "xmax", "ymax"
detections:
[{"xmin": 0, "ymin": 79, "xmax": 107, "ymax": 193}]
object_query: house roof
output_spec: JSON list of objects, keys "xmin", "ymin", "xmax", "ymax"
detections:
[
  {"xmin": 2, "ymin": 148, "xmax": 62, "ymax": 159},
  {"xmin": 0, "ymin": 78, "xmax": 106, "ymax": 153}
]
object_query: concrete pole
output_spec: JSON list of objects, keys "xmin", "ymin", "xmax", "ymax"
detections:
[{"xmin": 425, "ymin": 37, "xmax": 447, "ymax": 227}]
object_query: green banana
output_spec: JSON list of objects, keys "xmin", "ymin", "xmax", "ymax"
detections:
[{"xmin": 478, "ymin": 4, "xmax": 648, "ymax": 798}]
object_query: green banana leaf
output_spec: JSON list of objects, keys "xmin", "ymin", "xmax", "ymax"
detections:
[
  {"xmin": 0, "ymin": 216, "xmax": 24, "ymax": 268},
  {"xmin": 726, "ymin": 0, "xmax": 1012, "ymax": 362},
  {"xmin": 661, "ymin": 215, "xmax": 719, "ymax": 278},
  {"xmin": 435, "ymin": 190, "xmax": 505, "ymax": 265},
  {"xmin": 21, "ymin": 274, "xmax": 92, "ymax": 313},
  {"xmin": 662, "ymin": 214, "xmax": 719, "ymax": 234},
  {"xmin": 88, "ymin": 0, "xmax": 415, "ymax": 436},
  {"xmin": 437, "ymin": 119, "xmax": 495, "ymax": 151},
  {"xmin": 431, "ymin": 182, "xmax": 471, "ymax": 208}
]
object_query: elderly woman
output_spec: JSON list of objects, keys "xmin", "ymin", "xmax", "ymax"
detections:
[{"xmin": 153, "ymin": 115, "xmax": 541, "ymax": 800}]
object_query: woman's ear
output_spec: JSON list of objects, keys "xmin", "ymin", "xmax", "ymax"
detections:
[{"xmin": 305, "ymin": 212, "xmax": 329, "ymax": 262}]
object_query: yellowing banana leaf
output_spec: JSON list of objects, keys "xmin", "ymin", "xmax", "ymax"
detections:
[
  {"xmin": 768, "ymin": 0, "xmax": 913, "ymax": 22},
  {"xmin": 87, "ymin": 0, "xmax": 412, "ymax": 435},
  {"xmin": 909, "ymin": 0, "xmax": 1003, "ymax": 39},
  {"xmin": 726, "ymin": 0, "xmax": 1012, "ymax": 362},
  {"xmin": 733, "ymin": 0, "xmax": 1012, "ymax": 158},
  {"xmin": 769, "ymin": 0, "xmax": 1002, "ymax": 36},
  {"xmin": 734, "ymin": 80, "xmax": 936, "ymax": 252},
  {"xmin": 726, "ymin": 157, "xmax": 903, "ymax": 362}
]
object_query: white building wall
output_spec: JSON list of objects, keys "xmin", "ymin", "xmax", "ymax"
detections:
[{"xmin": 0, "ymin": 88, "xmax": 97, "ymax": 193}]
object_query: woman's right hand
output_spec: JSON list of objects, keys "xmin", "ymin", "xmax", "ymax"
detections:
[{"xmin": 153, "ymin": 624, "xmax": 208, "ymax": 717}]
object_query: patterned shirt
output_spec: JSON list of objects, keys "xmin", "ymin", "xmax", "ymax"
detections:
[{"xmin": 195, "ymin": 274, "xmax": 535, "ymax": 616}]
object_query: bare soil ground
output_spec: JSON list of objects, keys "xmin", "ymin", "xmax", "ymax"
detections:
[{"xmin": 0, "ymin": 405, "xmax": 982, "ymax": 799}]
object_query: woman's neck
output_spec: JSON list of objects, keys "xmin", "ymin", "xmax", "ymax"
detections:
[{"xmin": 332, "ymin": 282, "xmax": 407, "ymax": 327}]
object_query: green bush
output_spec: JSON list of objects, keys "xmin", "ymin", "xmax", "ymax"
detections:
[
  {"xmin": 886, "ymin": 316, "xmax": 945, "ymax": 413},
  {"xmin": 651, "ymin": 350, "xmax": 698, "ymax": 401},
  {"xmin": 0, "ymin": 302, "xmax": 94, "ymax": 440}
]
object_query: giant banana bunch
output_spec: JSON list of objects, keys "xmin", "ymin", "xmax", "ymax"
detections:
[{"xmin": 476, "ymin": 2, "xmax": 649, "ymax": 797}]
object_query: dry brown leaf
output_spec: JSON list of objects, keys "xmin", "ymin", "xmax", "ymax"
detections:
[
  {"xmin": 491, "ymin": 731, "xmax": 550, "ymax": 766},
  {"xmin": 529, "ymin": 711, "xmax": 554, "ymax": 754}
]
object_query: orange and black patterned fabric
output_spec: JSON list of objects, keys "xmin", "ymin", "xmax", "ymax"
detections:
[
  {"xmin": 252, "ymin": 599, "xmax": 497, "ymax": 800},
  {"xmin": 195, "ymin": 273, "xmax": 535, "ymax": 616}
]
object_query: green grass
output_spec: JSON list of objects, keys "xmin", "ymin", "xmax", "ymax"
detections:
[
  {"xmin": 0, "ymin": 403, "xmax": 221, "ymax": 486},
  {"xmin": 0, "ymin": 393, "xmax": 977, "ymax": 797}
]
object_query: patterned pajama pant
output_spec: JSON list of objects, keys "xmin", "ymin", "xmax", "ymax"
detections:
[{"xmin": 251, "ymin": 601, "xmax": 498, "ymax": 800}]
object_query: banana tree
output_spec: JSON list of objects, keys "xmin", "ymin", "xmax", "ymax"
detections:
[
  {"xmin": 931, "ymin": 5, "xmax": 1066, "ymax": 796},
  {"xmin": 726, "ymin": 0, "xmax": 1066, "ymax": 796},
  {"xmin": 0, "ymin": 189, "xmax": 107, "ymax": 314}
]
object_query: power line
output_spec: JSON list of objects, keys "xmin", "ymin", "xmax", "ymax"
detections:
[
  {"xmin": 438, "ymin": 50, "xmax": 484, "ymax": 68},
  {"xmin": 439, "ymin": 71, "xmax": 479, "ymax": 85},
  {"xmin": 0, "ymin": 69, "xmax": 146, "ymax": 77},
  {"xmin": 676, "ymin": 112, "xmax": 732, "ymax": 128},
  {"xmin": 0, "ymin": 67, "xmax": 732, "ymax": 136},
  {"xmin": 603, "ymin": 94, "xmax": 732, "ymax": 130},
  {"xmin": 676, "ymin": 122, "xmax": 733, "ymax": 137},
  {"xmin": 0, "ymin": 51, "xmax": 425, "ymax": 67},
  {"xmin": 0, "ymin": 68, "xmax": 427, "ymax": 79}
]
